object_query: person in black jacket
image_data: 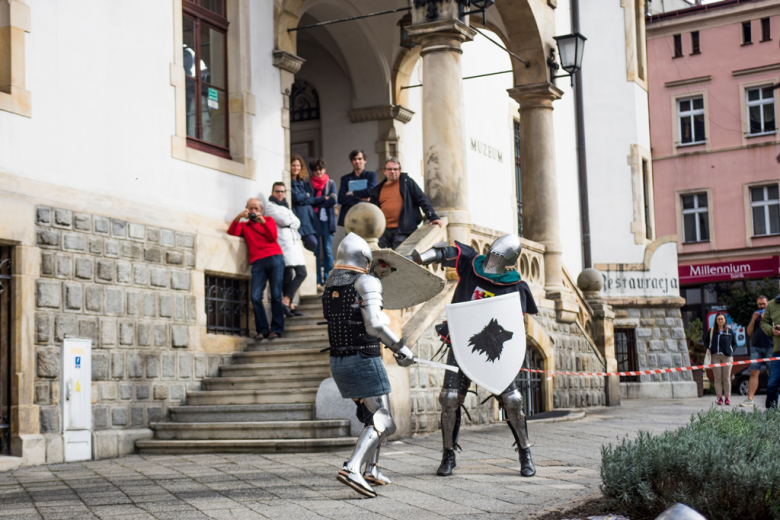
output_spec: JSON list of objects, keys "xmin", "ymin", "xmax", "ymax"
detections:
[
  {"xmin": 369, "ymin": 157, "xmax": 442, "ymax": 250},
  {"xmin": 337, "ymin": 150, "xmax": 378, "ymax": 227},
  {"xmin": 707, "ymin": 312, "xmax": 737, "ymax": 406},
  {"xmin": 290, "ymin": 155, "xmax": 318, "ymax": 252}
]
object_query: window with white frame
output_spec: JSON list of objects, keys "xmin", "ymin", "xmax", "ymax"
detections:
[
  {"xmin": 678, "ymin": 97, "xmax": 706, "ymax": 145},
  {"xmin": 751, "ymin": 185, "xmax": 780, "ymax": 236},
  {"xmin": 746, "ymin": 86, "xmax": 776, "ymax": 135},
  {"xmin": 682, "ymin": 193, "xmax": 709, "ymax": 243}
]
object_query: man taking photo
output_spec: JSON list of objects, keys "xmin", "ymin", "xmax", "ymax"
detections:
[
  {"xmin": 228, "ymin": 198, "xmax": 285, "ymax": 340},
  {"xmin": 760, "ymin": 280, "xmax": 780, "ymax": 409},
  {"xmin": 740, "ymin": 295, "xmax": 774, "ymax": 408},
  {"xmin": 369, "ymin": 156, "xmax": 441, "ymax": 250}
]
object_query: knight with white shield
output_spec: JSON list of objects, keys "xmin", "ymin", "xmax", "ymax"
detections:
[
  {"xmin": 322, "ymin": 233, "xmax": 416, "ymax": 498},
  {"xmin": 411, "ymin": 234, "xmax": 539, "ymax": 478}
]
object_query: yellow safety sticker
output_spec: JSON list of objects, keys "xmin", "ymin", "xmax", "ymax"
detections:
[
  {"xmin": 71, "ymin": 347, "xmax": 85, "ymax": 355},
  {"xmin": 75, "ymin": 381, "xmax": 81, "ymax": 392}
]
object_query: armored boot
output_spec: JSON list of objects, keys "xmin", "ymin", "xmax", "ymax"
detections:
[
  {"xmin": 518, "ymin": 446, "xmax": 536, "ymax": 477},
  {"xmin": 437, "ymin": 448, "xmax": 457, "ymax": 477},
  {"xmin": 364, "ymin": 446, "xmax": 392, "ymax": 486},
  {"xmin": 437, "ymin": 388, "xmax": 461, "ymax": 477},
  {"xmin": 501, "ymin": 386, "xmax": 536, "ymax": 477},
  {"xmin": 337, "ymin": 426, "xmax": 380, "ymax": 498}
]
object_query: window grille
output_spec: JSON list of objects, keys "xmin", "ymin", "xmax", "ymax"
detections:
[
  {"xmin": 614, "ymin": 329, "xmax": 638, "ymax": 383},
  {"xmin": 751, "ymin": 185, "xmax": 780, "ymax": 236},
  {"xmin": 746, "ymin": 86, "xmax": 776, "ymax": 135},
  {"xmin": 678, "ymin": 97, "xmax": 706, "ymax": 145},
  {"xmin": 0, "ymin": 247, "xmax": 11, "ymax": 455},
  {"xmin": 682, "ymin": 193, "xmax": 709, "ymax": 243},
  {"xmin": 183, "ymin": 0, "xmax": 230, "ymax": 158},
  {"xmin": 290, "ymin": 80, "xmax": 321, "ymax": 123},
  {"xmin": 205, "ymin": 275, "xmax": 249, "ymax": 336}
]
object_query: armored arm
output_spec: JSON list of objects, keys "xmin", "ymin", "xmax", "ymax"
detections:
[
  {"xmin": 411, "ymin": 241, "xmax": 459, "ymax": 268},
  {"xmin": 354, "ymin": 274, "xmax": 414, "ymax": 366}
]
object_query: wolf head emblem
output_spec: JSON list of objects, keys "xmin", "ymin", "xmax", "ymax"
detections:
[{"xmin": 468, "ymin": 318, "xmax": 514, "ymax": 363}]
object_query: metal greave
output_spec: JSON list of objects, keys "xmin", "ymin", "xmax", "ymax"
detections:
[
  {"xmin": 344, "ymin": 394, "xmax": 394, "ymax": 474},
  {"xmin": 500, "ymin": 387, "xmax": 530, "ymax": 449},
  {"xmin": 439, "ymin": 388, "xmax": 460, "ymax": 450}
]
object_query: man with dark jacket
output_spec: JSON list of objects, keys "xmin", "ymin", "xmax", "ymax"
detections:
[
  {"xmin": 337, "ymin": 150, "xmax": 378, "ymax": 227},
  {"xmin": 369, "ymin": 157, "xmax": 442, "ymax": 250},
  {"xmin": 760, "ymin": 281, "xmax": 780, "ymax": 409}
]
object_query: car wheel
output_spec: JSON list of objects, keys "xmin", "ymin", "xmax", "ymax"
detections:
[{"xmin": 738, "ymin": 378, "xmax": 750, "ymax": 396}]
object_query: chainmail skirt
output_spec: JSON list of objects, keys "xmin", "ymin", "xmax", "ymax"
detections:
[{"xmin": 330, "ymin": 355, "xmax": 391, "ymax": 399}]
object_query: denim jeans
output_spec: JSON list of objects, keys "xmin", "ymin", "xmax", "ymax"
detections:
[
  {"xmin": 766, "ymin": 355, "xmax": 780, "ymax": 409},
  {"xmin": 378, "ymin": 227, "xmax": 409, "ymax": 250},
  {"xmin": 316, "ymin": 219, "xmax": 333, "ymax": 285},
  {"xmin": 282, "ymin": 265, "xmax": 307, "ymax": 301},
  {"xmin": 251, "ymin": 254, "xmax": 285, "ymax": 335}
]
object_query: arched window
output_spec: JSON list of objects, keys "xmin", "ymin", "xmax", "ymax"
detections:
[{"xmin": 290, "ymin": 80, "xmax": 321, "ymax": 123}]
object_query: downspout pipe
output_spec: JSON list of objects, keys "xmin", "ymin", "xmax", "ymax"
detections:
[{"xmin": 571, "ymin": 0, "xmax": 592, "ymax": 268}]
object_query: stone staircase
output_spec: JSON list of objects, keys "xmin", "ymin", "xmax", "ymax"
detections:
[{"xmin": 136, "ymin": 294, "xmax": 357, "ymax": 454}]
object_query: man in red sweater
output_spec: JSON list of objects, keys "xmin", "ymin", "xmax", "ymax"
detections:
[{"xmin": 228, "ymin": 198, "xmax": 285, "ymax": 340}]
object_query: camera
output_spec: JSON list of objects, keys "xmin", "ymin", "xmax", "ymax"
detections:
[{"xmin": 248, "ymin": 213, "xmax": 257, "ymax": 221}]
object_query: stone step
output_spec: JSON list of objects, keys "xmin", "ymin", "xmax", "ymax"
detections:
[
  {"xmin": 287, "ymin": 303, "xmax": 322, "ymax": 313},
  {"xmin": 186, "ymin": 387, "xmax": 319, "ymax": 406},
  {"xmin": 150, "ymin": 420, "xmax": 350, "ymax": 440},
  {"xmin": 220, "ymin": 361, "xmax": 330, "ymax": 378},
  {"xmin": 278, "ymin": 324, "xmax": 328, "ymax": 338},
  {"xmin": 283, "ymin": 315, "xmax": 327, "ymax": 328},
  {"xmin": 168, "ymin": 404, "xmax": 314, "ymax": 423},
  {"xmin": 136, "ymin": 437, "xmax": 356, "ymax": 454},
  {"xmin": 202, "ymin": 374, "xmax": 324, "ymax": 391},
  {"xmin": 231, "ymin": 348, "xmax": 327, "ymax": 365},
  {"xmin": 246, "ymin": 337, "xmax": 330, "ymax": 352}
]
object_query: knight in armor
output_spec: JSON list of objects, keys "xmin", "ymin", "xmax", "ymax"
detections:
[
  {"xmin": 411, "ymin": 234, "xmax": 539, "ymax": 478},
  {"xmin": 323, "ymin": 233, "xmax": 415, "ymax": 498}
]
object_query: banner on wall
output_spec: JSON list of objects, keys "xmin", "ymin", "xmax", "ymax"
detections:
[{"xmin": 598, "ymin": 240, "xmax": 681, "ymax": 298}]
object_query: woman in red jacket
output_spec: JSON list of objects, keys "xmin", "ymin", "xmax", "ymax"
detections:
[{"xmin": 228, "ymin": 198, "xmax": 285, "ymax": 340}]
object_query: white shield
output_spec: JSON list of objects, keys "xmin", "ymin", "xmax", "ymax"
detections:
[
  {"xmin": 370, "ymin": 249, "xmax": 445, "ymax": 310},
  {"xmin": 445, "ymin": 292, "xmax": 526, "ymax": 395}
]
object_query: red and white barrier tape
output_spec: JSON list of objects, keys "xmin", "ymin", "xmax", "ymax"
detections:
[{"xmin": 519, "ymin": 356, "xmax": 780, "ymax": 379}]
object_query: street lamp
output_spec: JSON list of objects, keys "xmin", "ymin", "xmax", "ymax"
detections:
[{"xmin": 548, "ymin": 33, "xmax": 587, "ymax": 85}]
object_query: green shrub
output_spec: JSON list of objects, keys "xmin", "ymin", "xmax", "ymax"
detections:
[{"xmin": 601, "ymin": 408, "xmax": 780, "ymax": 520}]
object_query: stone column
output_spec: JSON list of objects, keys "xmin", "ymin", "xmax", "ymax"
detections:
[
  {"xmin": 406, "ymin": 16, "xmax": 475, "ymax": 248},
  {"xmin": 508, "ymin": 83, "xmax": 566, "ymax": 295},
  {"xmin": 272, "ymin": 50, "xmax": 305, "ymax": 191}
]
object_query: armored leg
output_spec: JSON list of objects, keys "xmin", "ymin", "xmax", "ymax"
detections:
[
  {"xmin": 499, "ymin": 384, "xmax": 535, "ymax": 477},
  {"xmin": 438, "ymin": 351, "xmax": 470, "ymax": 476},
  {"xmin": 338, "ymin": 395, "xmax": 395, "ymax": 498}
]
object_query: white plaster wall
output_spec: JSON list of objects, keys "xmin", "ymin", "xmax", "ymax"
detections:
[
  {"xmin": 403, "ymin": 61, "xmax": 425, "ymax": 188},
  {"xmin": 0, "ymin": 0, "xmax": 286, "ymax": 223}
]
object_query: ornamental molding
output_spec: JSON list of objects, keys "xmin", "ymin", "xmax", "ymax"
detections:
[
  {"xmin": 665, "ymin": 75, "xmax": 712, "ymax": 88},
  {"xmin": 348, "ymin": 104, "xmax": 415, "ymax": 124},
  {"xmin": 272, "ymin": 50, "xmax": 305, "ymax": 74}
]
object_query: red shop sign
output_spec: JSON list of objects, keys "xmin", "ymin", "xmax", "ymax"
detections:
[{"xmin": 679, "ymin": 256, "xmax": 780, "ymax": 285}]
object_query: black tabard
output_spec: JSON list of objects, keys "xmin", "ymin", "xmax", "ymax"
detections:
[{"xmin": 322, "ymin": 270, "xmax": 380, "ymax": 357}]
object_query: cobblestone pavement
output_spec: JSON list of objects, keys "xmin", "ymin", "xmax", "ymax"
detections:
[{"xmin": 0, "ymin": 398, "xmax": 720, "ymax": 520}]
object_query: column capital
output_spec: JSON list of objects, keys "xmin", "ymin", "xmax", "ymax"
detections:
[
  {"xmin": 406, "ymin": 19, "xmax": 476, "ymax": 55},
  {"xmin": 272, "ymin": 50, "xmax": 305, "ymax": 75},
  {"xmin": 507, "ymin": 82, "xmax": 564, "ymax": 108}
]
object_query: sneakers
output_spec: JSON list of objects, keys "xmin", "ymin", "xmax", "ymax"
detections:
[
  {"xmin": 716, "ymin": 397, "xmax": 723, "ymax": 405},
  {"xmin": 739, "ymin": 399, "xmax": 755, "ymax": 408},
  {"xmin": 724, "ymin": 397, "xmax": 731, "ymax": 406}
]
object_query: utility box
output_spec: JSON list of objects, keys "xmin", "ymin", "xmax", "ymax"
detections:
[{"xmin": 61, "ymin": 338, "xmax": 92, "ymax": 462}]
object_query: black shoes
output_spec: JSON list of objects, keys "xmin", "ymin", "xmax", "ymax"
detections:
[
  {"xmin": 437, "ymin": 448, "xmax": 457, "ymax": 477},
  {"xmin": 283, "ymin": 305, "xmax": 295, "ymax": 318},
  {"xmin": 519, "ymin": 447, "xmax": 536, "ymax": 477},
  {"xmin": 267, "ymin": 332, "xmax": 282, "ymax": 340},
  {"xmin": 291, "ymin": 308, "xmax": 304, "ymax": 317}
]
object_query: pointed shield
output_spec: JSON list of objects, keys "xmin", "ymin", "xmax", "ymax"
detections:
[
  {"xmin": 369, "ymin": 248, "xmax": 445, "ymax": 310},
  {"xmin": 445, "ymin": 292, "xmax": 526, "ymax": 395}
]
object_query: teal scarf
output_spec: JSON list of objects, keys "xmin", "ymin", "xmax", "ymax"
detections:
[{"xmin": 474, "ymin": 255, "xmax": 521, "ymax": 284}]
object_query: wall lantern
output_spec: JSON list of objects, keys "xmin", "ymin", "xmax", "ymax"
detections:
[
  {"xmin": 398, "ymin": 13, "xmax": 417, "ymax": 49},
  {"xmin": 549, "ymin": 33, "xmax": 587, "ymax": 85}
]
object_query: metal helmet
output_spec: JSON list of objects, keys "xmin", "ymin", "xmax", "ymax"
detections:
[
  {"xmin": 483, "ymin": 234, "xmax": 522, "ymax": 275},
  {"xmin": 336, "ymin": 233, "xmax": 372, "ymax": 270}
]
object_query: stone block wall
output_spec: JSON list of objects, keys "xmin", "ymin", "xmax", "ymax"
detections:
[
  {"xmin": 32, "ymin": 206, "xmax": 224, "ymax": 435},
  {"xmin": 613, "ymin": 305, "xmax": 693, "ymax": 383},
  {"xmin": 409, "ymin": 310, "xmax": 496, "ymax": 434},
  {"xmin": 533, "ymin": 307, "xmax": 607, "ymax": 408}
]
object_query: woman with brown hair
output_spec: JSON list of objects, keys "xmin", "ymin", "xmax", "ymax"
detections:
[
  {"xmin": 707, "ymin": 312, "xmax": 737, "ymax": 405},
  {"xmin": 285, "ymin": 156, "xmax": 317, "ymax": 317}
]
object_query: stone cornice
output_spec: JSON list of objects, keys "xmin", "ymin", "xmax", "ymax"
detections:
[
  {"xmin": 405, "ymin": 19, "xmax": 476, "ymax": 42},
  {"xmin": 272, "ymin": 50, "xmax": 305, "ymax": 74},
  {"xmin": 348, "ymin": 105, "xmax": 415, "ymax": 124},
  {"xmin": 733, "ymin": 62, "xmax": 780, "ymax": 77},
  {"xmin": 665, "ymin": 75, "xmax": 712, "ymax": 88}
]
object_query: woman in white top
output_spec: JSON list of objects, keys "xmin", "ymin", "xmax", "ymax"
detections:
[{"xmin": 264, "ymin": 182, "xmax": 307, "ymax": 317}]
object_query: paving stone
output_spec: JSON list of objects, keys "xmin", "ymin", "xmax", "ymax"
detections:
[
  {"xmin": 73, "ymin": 213, "xmax": 92, "ymax": 231},
  {"xmin": 171, "ymin": 271, "xmax": 191, "ymax": 291},
  {"xmin": 36, "ymin": 206, "xmax": 52, "ymax": 225},
  {"xmin": 53, "ymin": 208, "xmax": 73, "ymax": 228},
  {"xmin": 160, "ymin": 229, "xmax": 175, "ymax": 247},
  {"xmin": 62, "ymin": 233, "xmax": 86, "ymax": 252},
  {"xmin": 111, "ymin": 219, "xmax": 127, "ymax": 238}
]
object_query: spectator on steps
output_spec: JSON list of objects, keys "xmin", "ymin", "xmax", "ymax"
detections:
[
  {"xmin": 264, "ymin": 182, "xmax": 307, "ymax": 318},
  {"xmin": 290, "ymin": 155, "xmax": 319, "ymax": 253},
  {"xmin": 337, "ymin": 150, "xmax": 377, "ymax": 227},
  {"xmin": 228, "ymin": 198, "xmax": 284, "ymax": 340},
  {"xmin": 309, "ymin": 158, "xmax": 338, "ymax": 286}
]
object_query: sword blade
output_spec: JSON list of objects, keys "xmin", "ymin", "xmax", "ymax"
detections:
[{"xmin": 413, "ymin": 358, "xmax": 459, "ymax": 372}]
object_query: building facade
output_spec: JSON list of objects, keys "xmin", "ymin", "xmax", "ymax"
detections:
[{"xmin": 648, "ymin": 0, "xmax": 780, "ymax": 335}]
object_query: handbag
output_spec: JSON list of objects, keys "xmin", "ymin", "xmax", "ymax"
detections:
[{"xmin": 703, "ymin": 326, "xmax": 713, "ymax": 366}]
